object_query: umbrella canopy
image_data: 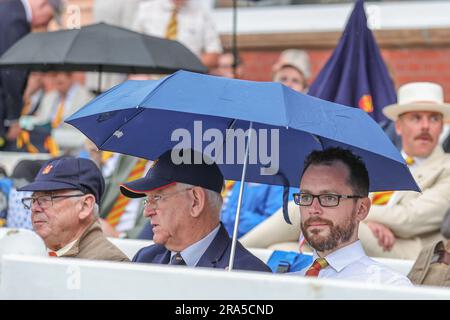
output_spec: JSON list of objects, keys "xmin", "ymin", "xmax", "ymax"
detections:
[
  {"xmin": 0, "ymin": 22, "xmax": 207, "ymax": 74},
  {"xmin": 66, "ymin": 70, "xmax": 419, "ymax": 194}
]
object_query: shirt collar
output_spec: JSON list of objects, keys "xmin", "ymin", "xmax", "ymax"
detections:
[
  {"xmin": 171, "ymin": 224, "xmax": 220, "ymax": 267},
  {"xmin": 47, "ymin": 239, "xmax": 78, "ymax": 257},
  {"xmin": 21, "ymin": 0, "xmax": 32, "ymax": 23},
  {"xmin": 401, "ymin": 150, "xmax": 425, "ymax": 168},
  {"xmin": 312, "ymin": 240, "xmax": 366, "ymax": 273}
]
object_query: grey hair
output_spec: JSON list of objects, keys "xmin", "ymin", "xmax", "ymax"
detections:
[{"xmin": 177, "ymin": 183, "xmax": 223, "ymax": 215}]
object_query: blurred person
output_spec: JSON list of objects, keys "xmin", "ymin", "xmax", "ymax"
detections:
[
  {"xmin": 133, "ymin": 0, "xmax": 223, "ymax": 71},
  {"xmin": 408, "ymin": 208, "xmax": 450, "ymax": 287},
  {"xmin": 0, "ymin": 0, "xmax": 58, "ymax": 151},
  {"xmin": 4, "ymin": 159, "xmax": 46, "ymax": 229},
  {"xmin": 18, "ymin": 157, "xmax": 129, "ymax": 261},
  {"xmin": 291, "ymin": 147, "xmax": 411, "ymax": 285},
  {"xmin": 19, "ymin": 72, "xmax": 94, "ymax": 154},
  {"xmin": 85, "ymin": 0, "xmax": 142, "ymax": 93},
  {"xmin": 272, "ymin": 49, "xmax": 310, "ymax": 93},
  {"xmin": 21, "ymin": 72, "xmax": 46, "ymax": 116},
  {"xmin": 121, "ymin": 148, "xmax": 270, "ymax": 271},
  {"xmin": 210, "ymin": 52, "xmax": 243, "ymax": 79},
  {"xmin": 358, "ymin": 82, "xmax": 450, "ymax": 260}
]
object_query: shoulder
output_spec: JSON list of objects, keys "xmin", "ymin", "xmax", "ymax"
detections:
[
  {"xmin": 133, "ymin": 244, "xmax": 166, "ymax": 262},
  {"xmin": 354, "ymin": 256, "xmax": 412, "ymax": 286},
  {"xmin": 79, "ymin": 229, "xmax": 129, "ymax": 262}
]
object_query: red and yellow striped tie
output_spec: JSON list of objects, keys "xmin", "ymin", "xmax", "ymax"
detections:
[
  {"xmin": 305, "ymin": 258, "xmax": 328, "ymax": 277},
  {"xmin": 372, "ymin": 156, "xmax": 415, "ymax": 205},
  {"xmin": 106, "ymin": 159, "xmax": 148, "ymax": 227},
  {"xmin": 51, "ymin": 98, "xmax": 65, "ymax": 128},
  {"xmin": 165, "ymin": 8, "xmax": 178, "ymax": 40}
]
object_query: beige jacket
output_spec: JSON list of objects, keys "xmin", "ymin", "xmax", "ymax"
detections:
[{"xmin": 62, "ymin": 220, "xmax": 129, "ymax": 262}]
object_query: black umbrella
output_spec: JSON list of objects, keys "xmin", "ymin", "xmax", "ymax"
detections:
[{"xmin": 0, "ymin": 22, "xmax": 207, "ymax": 90}]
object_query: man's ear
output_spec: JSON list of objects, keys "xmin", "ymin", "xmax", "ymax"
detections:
[
  {"xmin": 78, "ymin": 194, "xmax": 95, "ymax": 220},
  {"xmin": 190, "ymin": 187, "xmax": 206, "ymax": 218},
  {"xmin": 356, "ymin": 197, "xmax": 371, "ymax": 222}
]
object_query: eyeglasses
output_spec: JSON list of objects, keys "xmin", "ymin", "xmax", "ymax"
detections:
[
  {"xmin": 22, "ymin": 194, "xmax": 85, "ymax": 210},
  {"xmin": 293, "ymin": 192, "xmax": 363, "ymax": 207},
  {"xmin": 143, "ymin": 188, "xmax": 192, "ymax": 209}
]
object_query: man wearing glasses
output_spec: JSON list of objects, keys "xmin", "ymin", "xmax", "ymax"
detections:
[
  {"xmin": 292, "ymin": 147, "xmax": 410, "ymax": 284},
  {"xmin": 120, "ymin": 148, "xmax": 270, "ymax": 272},
  {"xmin": 18, "ymin": 157, "xmax": 129, "ymax": 261}
]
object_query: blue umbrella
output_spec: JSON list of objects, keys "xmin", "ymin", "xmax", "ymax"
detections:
[{"xmin": 66, "ymin": 70, "xmax": 419, "ymax": 269}]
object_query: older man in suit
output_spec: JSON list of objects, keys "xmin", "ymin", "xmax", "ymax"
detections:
[
  {"xmin": 0, "ymin": 0, "xmax": 56, "ymax": 150},
  {"xmin": 120, "ymin": 148, "xmax": 271, "ymax": 272},
  {"xmin": 18, "ymin": 157, "xmax": 129, "ymax": 261}
]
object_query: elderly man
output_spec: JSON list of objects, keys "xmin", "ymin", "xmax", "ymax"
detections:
[
  {"xmin": 18, "ymin": 157, "xmax": 129, "ymax": 261},
  {"xmin": 0, "ymin": 0, "xmax": 57, "ymax": 150},
  {"xmin": 242, "ymin": 82, "xmax": 450, "ymax": 261},
  {"xmin": 358, "ymin": 82, "xmax": 450, "ymax": 259},
  {"xmin": 120, "ymin": 148, "xmax": 270, "ymax": 272},
  {"xmin": 292, "ymin": 147, "xmax": 410, "ymax": 285}
]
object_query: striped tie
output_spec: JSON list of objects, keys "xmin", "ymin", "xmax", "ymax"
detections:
[
  {"xmin": 51, "ymin": 98, "xmax": 65, "ymax": 128},
  {"xmin": 170, "ymin": 252, "xmax": 186, "ymax": 266},
  {"xmin": 372, "ymin": 156, "xmax": 415, "ymax": 205},
  {"xmin": 48, "ymin": 251, "xmax": 58, "ymax": 257},
  {"xmin": 165, "ymin": 8, "xmax": 178, "ymax": 40},
  {"xmin": 305, "ymin": 258, "xmax": 328, "ymax": 277},
  {"xmin": 106, "ymin": 159, "xmax": 148, "ymax": 227}
]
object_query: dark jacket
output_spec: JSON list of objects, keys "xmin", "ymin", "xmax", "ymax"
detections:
[{"xmin": 133, "ymin": 224, "xmax": 271, "ymax": 272}]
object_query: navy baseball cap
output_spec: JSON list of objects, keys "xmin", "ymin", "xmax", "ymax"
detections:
[
  {"xmin": 18, "ymin": 157, "xmax": 105, "ymax": 204},
  {"xmin": 120, "ymin": 149, "xmax": 224, "ymax": 198}
]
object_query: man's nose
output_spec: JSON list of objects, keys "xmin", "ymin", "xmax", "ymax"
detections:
[{"xmin": 309, "ymin": 197, "xmax": 323, "ymax": 214}]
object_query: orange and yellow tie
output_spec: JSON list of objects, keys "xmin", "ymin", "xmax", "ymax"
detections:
[
  {"xmin": 165, "ymin": 8, "xmax": 178, "ymax": 40},
  {"xmin": 51, "ymin": 98, "xmax": 65, "ymax": 128},
  {"xmin": 305, "ymin": 258, "xmax": 328, "ymax": 277},
  {"xmin": 372, "ymin": 156, "xmax": 415, "ymax": 205},
  {"xmin": 106, "ymin": 159, "xmax": 148, "ymax": 227}
]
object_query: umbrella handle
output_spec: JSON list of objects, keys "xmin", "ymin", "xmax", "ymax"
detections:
[{"xmin": 228, "ymin": 121, "xmax": 253, "ymax": 272}]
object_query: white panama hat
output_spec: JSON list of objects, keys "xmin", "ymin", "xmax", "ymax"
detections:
[{"xmin": 383, "ymin": 82, "xmax": 450, "ymax": 121}]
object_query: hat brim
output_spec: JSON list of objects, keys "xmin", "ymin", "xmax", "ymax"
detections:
[
  {"xmin": 120, "ymin": 177, "xmax": 176, "ymax": 198},
  {"xmin": 17, "ymin": 180, "xmax": 83, "ymax": 193},
  {"xmin": 383, "ymin": 102, "xmax": 450, "ymax": 121}
]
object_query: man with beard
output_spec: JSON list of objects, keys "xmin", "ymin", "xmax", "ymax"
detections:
[
  {"xmin": 359, "ymin": 82, "xmax": 450, "ymax": 260},
  {"xmin": 293, "ymin": 147, "xmax": 411, "ymax": 285}
]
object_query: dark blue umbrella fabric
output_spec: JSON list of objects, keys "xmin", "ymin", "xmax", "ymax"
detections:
[{"xmin": 67, "ymin": 70, "xmax": 419, "ymax": 194}]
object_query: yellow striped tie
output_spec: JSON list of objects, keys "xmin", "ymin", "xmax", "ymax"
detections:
[
  {"xmin": 372, "ymin": 156, "xmax": 415, "ymax": 205},
  {"xmin": 106, "ymin": 159, "xmax": 148, "ymax": 227},
  {"xmin": 51, "ymin": 98, "xmax": 65, "ymax": 128},
  {"xmin": 165, "ymin": 9, "xmax": 178, "ymax": 40}
]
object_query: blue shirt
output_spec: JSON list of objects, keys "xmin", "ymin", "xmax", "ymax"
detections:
[{"xmin": 171, "ymin": 224, "xmax": 221, "ymax": 267}]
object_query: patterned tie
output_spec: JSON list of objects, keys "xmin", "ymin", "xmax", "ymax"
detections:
[
  {"xmin": 51, "ymin": 98, "xmax": 65, "ymax": 128},
  {"xmin": 170, "ymin": 252, "xmax": 186, "ymax": 265},
  {"xmin": 106, "ymin": 159, "xmax": 148, "ymax": 227},
  {"xmin": 372, "ymin": 156, "xmax": 415, "ymax": 205},
  {"xmin": 305, "ymin": 258, "xmax": 328, "ymax": 277},
  {"xmin": 165, "ymin": 8, "xmax": 178, "ymax": 40},
  {"xmin": 48, "ymin": 251, "xmax": 58, "ymax": 257}
]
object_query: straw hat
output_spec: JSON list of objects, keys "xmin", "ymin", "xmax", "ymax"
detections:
[{"xmin": 383, "ymin": 82, "xmax": 450, "ymax": 121}]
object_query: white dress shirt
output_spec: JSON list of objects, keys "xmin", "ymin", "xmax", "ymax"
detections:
[
  {"xmin": 133, "ymin": 0, "xmax": 222, "ymax": 57},
  {"xmin": 296, "ymin": 240, "xmax": 412, "ymax": 286}
]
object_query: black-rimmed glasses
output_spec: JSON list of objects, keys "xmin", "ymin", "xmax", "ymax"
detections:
[
  {"xmin": 22, "ymin": 194, "xmax": 85, "ymax": 210},
  {"xmin": 293, "ymin": 192, "xmax": 363, "ymax": 207}
]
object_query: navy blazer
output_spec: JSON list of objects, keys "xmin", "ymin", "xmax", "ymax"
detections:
[
  {"xmin": 133, "ymin": 224, "xmax": 271, "ymax": 272},
  {"xmin": 0, "ymin": 0, "xmax": 30, "ymax": 141}
]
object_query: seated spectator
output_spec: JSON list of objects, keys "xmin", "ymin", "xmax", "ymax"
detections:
[
  {"xmin": 272, "ymin": 49, "xmax": 310, "ymax": 93},
  {"xmin": 408, "ymin": 208, "xmax": 450, "ymax": 287},
  {"xmin": 18, "ymin": 157, "xmax": 129, "ymax": 261},
  {"xmin": 19, "ymin": 72, "xmax": 94, "ymax": 154},
  {"xmin": 120, "ymin": 148, "xmax": 270, "ymax": 272},
  {"xmin": 210, "ymin": 52, "xmax": 243, "ymax": 79},
  {"xmin": 5, "ymin": 159, "xmax": 45, "ymax": 229},
  {"xmin": 291, "ymin": 147, "xmax": 411, "ymax": 285}
]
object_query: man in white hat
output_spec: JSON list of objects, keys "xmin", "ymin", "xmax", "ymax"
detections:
[{"xmin": 359, "ymin": 82, "xmax": 450, "ymax": 259}]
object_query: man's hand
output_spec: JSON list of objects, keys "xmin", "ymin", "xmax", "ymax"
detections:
[
  {"xmin": 6, "ymin": 122, "xmax": 21, "ymax": 141},
  {"xmin": 99, "ymin": 218, "xmax": 120, "ymax": 238},
  {"xmin": 367, "ymin": 221, "xmax": 396, "ymax": 251}
]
